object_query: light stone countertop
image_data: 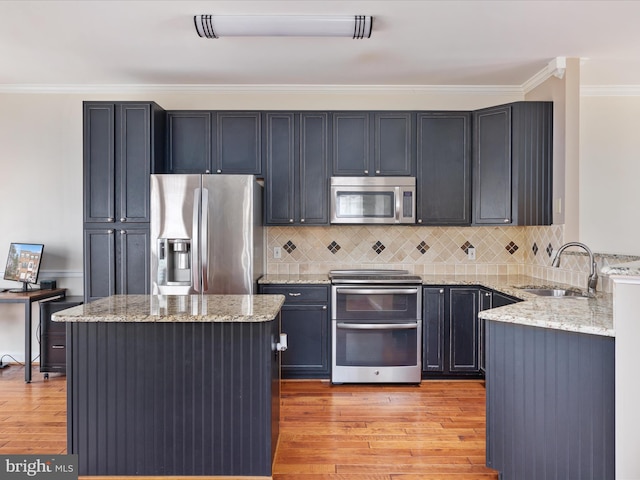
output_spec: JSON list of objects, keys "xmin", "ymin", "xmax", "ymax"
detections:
[
  {"xmin": 258, "ymin": 273, "xmax": 614, "ymax": 337},
  {"xmin": 601, "ymin": 260, "xmax": 640, "ymax": 277},
  {"xmin": 259, "ymin": 274, "xmax": 330, "ymax": 284},
  {"xmin": 52, "ymin": 294, "xmax": 285, "ymax": 323}
]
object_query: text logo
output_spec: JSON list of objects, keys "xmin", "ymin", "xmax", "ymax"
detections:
[{"xmin": 1, "ymin": 455, "xmax": 78, "ymax": 480}]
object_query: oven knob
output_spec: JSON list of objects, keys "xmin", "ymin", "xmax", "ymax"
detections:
[{"xmin": 374, "ymin": 370, "xmax": 380, "ymax": 376}]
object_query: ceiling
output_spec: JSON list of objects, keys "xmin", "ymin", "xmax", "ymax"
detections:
[{"xmin": 1, "ymin": 0, "xmax": 640, "ymax": 91}]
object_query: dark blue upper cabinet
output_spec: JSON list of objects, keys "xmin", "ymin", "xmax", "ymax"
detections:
[
  {"xmin": 416, "ymin": 112, "xmax": 471, "ymax": 225},
  {"xmin": 332, "ymin": 112, "xmax": 414, "ymax": 176},
  {"xmin": 166, "ymin": 111, "xmax": 262, "ymax": 175},
  {"xmin": 216, "ymin": 112, "xmax": 262, "ymax": 174},
  {"xmin": 265, "ymin": 112, "xmax": 330, "ymax": 225},
  {"xmin": 473, "ymin": 102, "xmax": 553, "ymax": 226},
  {"xmin": 84, "ymin": 102, "xmax": 164, "ymax": 224}
]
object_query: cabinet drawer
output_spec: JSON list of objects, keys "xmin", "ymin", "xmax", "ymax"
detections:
[
  {"xmin": 261, "ymin": 285, "xmax": 329, "ymax": 304},
  {"xmin": 41, "ymin": 334, "xmax": 66, "ymax": 366}
]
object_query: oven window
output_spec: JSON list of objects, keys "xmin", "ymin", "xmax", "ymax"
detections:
[
  {"xmin": 335, "ymin": 191, "xmax": 394, "ymax": 218},
  {"xmin": 345, "ymin": 294, "xmax": 407, "ymax": 312},
  {"xmin": 334, "ymin": 289, "xmax": 419, "ymax": 321},
  {"xmin": 335, "ymin": 324, "xmax": 418, "ymax": 367}
]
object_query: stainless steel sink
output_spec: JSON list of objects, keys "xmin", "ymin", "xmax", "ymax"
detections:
[{"xmin": 520, "ymin": 288, "xmax": 588, "ymax": 298}]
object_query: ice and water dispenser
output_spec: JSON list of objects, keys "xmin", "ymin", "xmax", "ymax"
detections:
[{"xmin": 156, "ymin": 239, "xmax": 191, "ymax": 286}]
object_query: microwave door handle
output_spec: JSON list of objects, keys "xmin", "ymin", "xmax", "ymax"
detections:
[
  {"xmin": 192, "ymin": 188, "xmax": 201, "ymax": 292},
  {"xmin": 336, "ymin": 322, "xmax": 418, "ymax": 330},
  {"xmin": 395, "ymin": 187, "xmax": 401, "ymax": 222}
]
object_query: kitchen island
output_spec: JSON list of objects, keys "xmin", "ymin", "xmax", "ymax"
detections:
[
  {"xmin": 53, "ymin": 294, "xmax": 285, "ymax": 478},
  {"xmin": 479, "ymin": 289, "xmax": 614, "ymax": 480}
]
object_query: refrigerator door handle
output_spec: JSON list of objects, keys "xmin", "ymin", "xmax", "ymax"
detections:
[
  {"xmin": 201, "ymin": 187, "xmax": 209, "ymax": 292},
  {"xmin": 192, "ymin": 188, "xmax": 201, "ymax": 292}
]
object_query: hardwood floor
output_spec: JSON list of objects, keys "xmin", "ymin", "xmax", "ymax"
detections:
[{"xmin": 0, "ymin": 366, "xmax": 497, "ymax": 479}]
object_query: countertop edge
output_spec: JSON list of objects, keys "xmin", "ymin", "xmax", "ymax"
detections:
[{"xmin": 52, "ymin": 294, "xmax": 286, "ymax": 323}]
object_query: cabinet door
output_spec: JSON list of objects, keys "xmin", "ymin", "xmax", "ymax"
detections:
[
  {"xmin": 449, "ymin": 288, "xmax": 479, "ymax": 372},
  {"xmin": 374, "ymin": 112, "xmax": 413, "ymax": 175},
  {"xmin": 279, "ymin": 304, "xmax": 330, "ymax": 377},
  {"xmin": 116, "ymin": 227, "xmax": 150, "ymax": 295},
  {"xmin": 265, "ymin": 113, "xmax": 296, "ymax": 224},
  {"xmin": 84, "ymin": 228, "xmax": 116, "ymax": 302},
  {"xmin": 166, "ymin": 111, "xmax": 212, "ymax": 173},
  {"xmin": 216, "ymin": 112, "xmax": 262, "ymax": 174},
  {"xmin": 417, "ymin": 112, "xmax": 471, "ymax": 225},
  {"xmin": 84, "ymin": 103, "xmax": 115, "ymax": 223},
  {"xmin": 299, "ymin": 113, "xmax": 330, "ymax": 224},
  {"xmin": 260, "ymin": 284, "xmax": 330, "ymax": 379},
  {"xmin": 423, "ymin": 287, "xmax": 445, "ymax": 373},
  {"xmin": 332, "ymin": 112, "xmax": 370, "ymax": 175},
  {"xmin": 473, "ymin": 105, "xmax": 512, "ymax": 225},
  {"xmin": 116, "ymin": 104, "xmax": 152, "ymax": 223}
]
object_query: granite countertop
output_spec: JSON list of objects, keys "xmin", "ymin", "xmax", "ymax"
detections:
[
  {"xmin": 52, "ymin": 294, "xmax": 286, "ymax": 323},
  {"xmin": 258, "ymin": 273, "xmax": 614, "ymax": 337},
  {"xmin": 259, "ymin": 274, "xmax": 330, "ymax": 284},
  {"xmin": 601, "ymin": 260, "xmax": 640, "ymax": 276}
]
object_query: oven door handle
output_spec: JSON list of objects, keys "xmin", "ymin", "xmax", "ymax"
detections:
[
  {"xmin": 335, "ymin": 288, "xmax": 419, "ymax": 295},
  {"xmin": 336, "ymin": 322, "xmax": 418, "ymax": 330}
]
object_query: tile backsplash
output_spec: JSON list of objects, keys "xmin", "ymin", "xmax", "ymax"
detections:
[{"xmin": 267, "ymin": 224, "xmax": 638, "ymax": 293}]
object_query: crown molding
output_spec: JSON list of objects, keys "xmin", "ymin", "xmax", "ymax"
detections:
[
  {"xmin": 2, "ymin": 79, "xmax": 639, "ymax": 97},
  {"xmin": 0, "ymin": 83, "xmax": 524, "ymax": 96},
  {"xmin": 580, "ymin": 85, "xmax": 640, "ymax": 97},
  {"xmin": 521, "ymin": 57, "xmax": 566, "ymax": 94}
]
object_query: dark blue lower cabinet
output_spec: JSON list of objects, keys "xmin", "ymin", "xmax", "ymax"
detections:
[
  {"xmin": 66, "ymin": 319, "xmax": 280, "ymax": 476},
  {"xmin": 486, "ymin": 321, "xmax": 614, "ymax": 480}
]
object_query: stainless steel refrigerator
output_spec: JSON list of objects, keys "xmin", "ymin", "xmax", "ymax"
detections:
[{"xmin": 150, "ymin": 174, "xmax": 264, "ymax": 295}]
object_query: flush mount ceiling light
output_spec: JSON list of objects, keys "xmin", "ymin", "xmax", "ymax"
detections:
[{"xmin": 194, "ymin": 15, "xmax": 373, "ymax": 39}]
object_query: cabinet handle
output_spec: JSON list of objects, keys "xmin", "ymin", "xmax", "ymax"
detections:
[
  {"xmin": 120, "ymin": 217, "xmax": 126, "ymax": 222},
  {"xmin": 364, "ymin": 169, "xmax": 369, "ymax": 174},
  {"xmin": 485, "ymin": 292, "xmax": 491, "ymax": 297},
  {"xmin": 376, "ymin": 170, "xmax": 380, "ymax": 174},
  {"xmin": 289, "ymin": 219, "xmax": 294, "ymax": 223},
  {"xmin": 288, "ymin": 292, "xmax": 302, "ymax": 297},
  {"xmin": 439, "ymin": 289, "xmax": 444, "ymax": 294},
  {"xmin": 107, "ymin": 217, "xmax": 114, "ymax": 223},
  {"xmin": 418, "ymin": 219, "xmax": 422, "ymax": 223},
  {"xmin": 120, "ymin": 230, "xmax": 126, "ymax": 235},
  {"xmin": 108, "ymin": 229, "xmax": 114, "ymax": 234},
  {"xmin": 300, "ymin": 218, "xmax": 305, "ymax": 223},
  {"xmin": 205, "ymin": 169, "xmax": 211, "ymax": 174},
  {"xmin": 217, "ymin": 169, "xmax": 222, "ymax": 173},
  {"xmin": 51, "ymin": 345, "xmax": 65, "ymax": 349},
  {"xmin": 504, "ymin": 218, "xmax": 510, "ymax": 223}
]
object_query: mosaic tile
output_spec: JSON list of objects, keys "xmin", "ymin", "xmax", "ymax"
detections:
[
  {"xmin": 505, "ymin": 241, "xmax": 519, "ymax": 255},
  {"xmin": 327, "ymin": 241, "xmax": 341, "ymax": 254},
  {"xmin": 283, "ymin": 240, "xmax": 296, "ymax": 254},
  {"xmin": 416, "ymin": 241, "xmax": 430, "ymax": 254},
  {"xmin": 532, "ymin": 242, "xmax": 538, "ymax": 255},
  {"xmin": 372, "ymin": 241, "xmax": 386, "ymax": 254}
]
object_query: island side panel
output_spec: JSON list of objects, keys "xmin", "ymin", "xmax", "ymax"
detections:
[
  {"xmin": 66, "ymin": 320, "xmax": 278, "ymax": 477},
  {"xmin": 486, "ymin": 321, "xmax": 615, "ymax": 480}
]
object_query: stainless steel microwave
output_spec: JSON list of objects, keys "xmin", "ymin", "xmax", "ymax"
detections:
[{"xmin": 330, "ymin": 177, "xmax": 416, "ymax": 224}]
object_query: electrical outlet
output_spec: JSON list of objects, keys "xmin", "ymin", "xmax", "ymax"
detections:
[
  {"xmin": 273, "ymin": 247, "xmax": 282, "ymax": 259},
  {"xmin": 467, "ymin": 247, "xmax": 476, "ymax": 260}
]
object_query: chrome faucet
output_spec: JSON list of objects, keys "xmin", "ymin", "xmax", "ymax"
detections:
[{"xmin": 551, "ymin": 242, "xmax": 598, "ymax": 296}]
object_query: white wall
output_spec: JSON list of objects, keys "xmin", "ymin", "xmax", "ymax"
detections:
[{"xmin": 580, "ymin": 95, "xmax": 640, "ymax": 256}]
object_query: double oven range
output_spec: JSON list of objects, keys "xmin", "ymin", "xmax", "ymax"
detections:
[{"xmin": 330, "ymin": 270, "xmax": 423, "ymax": 384}]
